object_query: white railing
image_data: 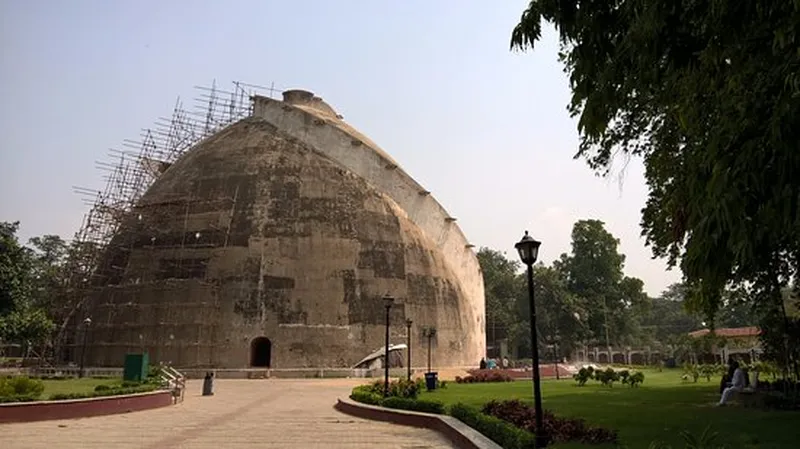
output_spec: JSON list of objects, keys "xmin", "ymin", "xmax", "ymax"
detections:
[{"xmin": 159, "ymin": 365, "xmax": 186, "ymax": 403}]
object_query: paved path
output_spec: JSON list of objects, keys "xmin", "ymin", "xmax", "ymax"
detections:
[{"xmin": 2, "ymin": 379, "xmax": 454, "ymax": 449}]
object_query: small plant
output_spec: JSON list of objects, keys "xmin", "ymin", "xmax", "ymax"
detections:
[
  {"xmin": 682, "ymin": 363, "xmax": 700, "ymax": 383},
  {"xmin": 627, "ymin": 371, "xmax": 645, "ymax": 388},
  {"xmin": 573, "ymin": 367, "xmax": 594, "ymax": 386},
  {"xmin": 697, "ymin": 364, "xmax": 724, "ymax": 382},
  {"xmin": 647, "ymin": 426, "xmax": 725, "ymax": 449},
  {"xmin": 0, "ymin": 376, "xmax": 45, "ymax": 402},
  {"xmin": 361, "ymin": 378, "xmax": 421, "ymax": 399},
  {"xmin": 595, "ymin": 367, "xmax": 620, "ymax": 387},
  {"xmin": 618, "ymin": 369, "xmax": 631, "ymax": 384}
]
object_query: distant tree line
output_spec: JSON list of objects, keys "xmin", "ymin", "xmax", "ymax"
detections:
[{"xmin": 478, "ymin": 219, "xmax": 794, "ymax": 364}]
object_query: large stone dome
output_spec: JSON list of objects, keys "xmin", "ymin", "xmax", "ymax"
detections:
[{"xmin": 82, "ymin": 91, "xmax": 485, "ymax": 369}]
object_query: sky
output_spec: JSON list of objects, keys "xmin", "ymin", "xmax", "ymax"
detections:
[{"xmin": 0, "ymin": 0, "xmax": 680, "ymax": 297}]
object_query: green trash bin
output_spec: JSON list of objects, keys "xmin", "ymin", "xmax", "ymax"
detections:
[{"xmin": 123, "ymin": 353, "xmax": 150, "ymax": 382}]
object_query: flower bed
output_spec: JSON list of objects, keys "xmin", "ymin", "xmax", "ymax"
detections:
[
  {"xmin": 456, "ymin": 370, "xmax": 514, "ymax": 383},
  {"xmin": 349, "ymin": 379, "xmax": 619, "ymax": 447},
  {"xmin": 483, "ymin": 399, "xmax": 617, "ymax": 445}
]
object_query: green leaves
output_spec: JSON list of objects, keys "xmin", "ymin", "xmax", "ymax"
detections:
[
  {"xmin": 0, "ymin": 221, "xmax": 56, "ymax": 346},
  {"xmin": 512, "ymin": 0, "xmax": 800, "ymax": 320}
]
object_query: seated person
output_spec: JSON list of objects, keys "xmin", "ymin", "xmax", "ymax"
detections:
[{"xmin": 718, "ymin": 361, "xmax": 746, "ymax": 406}]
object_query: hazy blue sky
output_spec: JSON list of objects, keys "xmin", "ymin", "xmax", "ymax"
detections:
[{"xmin": 0, "ymin": 0, "xmax": 680, "ymax": 296}]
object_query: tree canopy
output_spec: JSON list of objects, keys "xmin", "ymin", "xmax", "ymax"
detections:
[
  {"xmin": 511, "ymin": 1, "xmax": 800, "ymax": 321},
  {"xmin": 0, "ymin": 222, "xmax": 55, "ymax": 348}
]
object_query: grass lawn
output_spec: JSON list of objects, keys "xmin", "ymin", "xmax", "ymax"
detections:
[
  {"xmin": 421, "ymin": 369, "xmax": 798, "ymax": 449},
  {"xmin": 40, "ymin": 377, "xmax": 121, "ymax": 400}
]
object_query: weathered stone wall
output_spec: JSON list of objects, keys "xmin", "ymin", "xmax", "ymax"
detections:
[
  {"xmin": 252, "ymin": 93, "xmax": 485, "ymax": 363},
  {"xmin": 84, "ymin": 117, "xmax": 483, "ymax": 368}
]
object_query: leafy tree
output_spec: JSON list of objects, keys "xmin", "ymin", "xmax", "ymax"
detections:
[
  {"xmin": 1, "ymin": 222, "xmax": 32, "ymax": 315},
  {"xmin": 477, "ymin": 248, "xmax": 525, "ymax": 356},
  {"xmin": 511, "ymin": 1, "xmax": 800, "ymax": 324},
  {"xmin": 27, "ymin": 235, "xmax": 69, "ymax": 312},
  {"xmin": 555, "ymin": 219, "xmax": 646, "ymax": 346},
  {"xmin": 643, "ymin": 283, "xmax": 703, "ymax": 345},
  {"xmin": 527, "ymin": 264, "xmax": 586, "ymax": 359},
  {"xmin": 0, "ymin": 222, "xmax": 55, "ymax": 348}
]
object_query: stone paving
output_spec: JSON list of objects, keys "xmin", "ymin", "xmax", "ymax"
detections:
[{"xmin": 2, "ymin": 379, "xmax": 454, "ymax": 449}]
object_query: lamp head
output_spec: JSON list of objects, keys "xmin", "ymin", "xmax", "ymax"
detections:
[{"xmin": 515, "ymin": 230, "xmax": 541, "ymax": 266}]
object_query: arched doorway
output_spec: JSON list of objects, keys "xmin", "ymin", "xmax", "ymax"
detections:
[{"xmin": 250, "ymin": 337, "xmax": 272, "ymax": 368}]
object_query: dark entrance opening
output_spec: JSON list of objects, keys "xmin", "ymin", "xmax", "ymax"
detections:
[{"xmin": 250, "ymin": 337, "xmax": 272, "ymax": 368}]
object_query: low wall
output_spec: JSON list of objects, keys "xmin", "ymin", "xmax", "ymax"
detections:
[
  {"xmin": 0, "ymin": 390, "xmax": 173, "ymax": 423},
  {"xmin": 335, "ymin": 397, "xmax": 500, "ymax": 449}
]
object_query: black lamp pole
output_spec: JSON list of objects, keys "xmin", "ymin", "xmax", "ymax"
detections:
[
  {"xmin": 78, "ymin": 317, "xmax": 92, "ymax": 379},
  {"xmin": 426, "ymin": 328, "xmax": 436, "ymax": 373},
  {"xmin": 383, "ymin": 295, "xmax": 395, "ymax": 397},
  {"xmin": 516, "ymin": 230, "xmax": 547, "ymax": 448},
  {"xmin": 406, "ymin": 318, "xmax": 413, "ymax": 381},
  {"xmin": 554, "ymin": 334, "xmax": 561, "ymax": 381}
]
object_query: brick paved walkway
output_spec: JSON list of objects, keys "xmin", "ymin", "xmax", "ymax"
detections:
[{"xmin": 2, "ymin": 379, "xmax": 454, "ymax": 448}]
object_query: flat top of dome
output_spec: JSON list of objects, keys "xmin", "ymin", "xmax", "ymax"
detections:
[{"xmin": 255, "ymin": 90, "xmax": 400, "ymax": 167}]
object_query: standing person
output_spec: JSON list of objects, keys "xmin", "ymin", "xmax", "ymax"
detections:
[
  {"xmin": 502, "ymin": 356, "xmax": 509, "ymax": 369},
  {"xmin": 718, "ymin": 361, "xmax": 745, "ymax": 406}
]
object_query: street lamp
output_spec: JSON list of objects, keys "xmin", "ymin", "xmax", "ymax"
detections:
[
  {"xmin": 425, "ymin": 327, "xmax": 437, "ymax": 373},
  {"xmin": 515, "ymin": 230, "xmax": 548, "ymax": 448},
  {"xmin": 79, "ymin": 317, "xmax": 92, "ymax": 378},
  {"xmin": 406, "ymin": 318, "xmax": 413, "ymax": 381},
  {"xmin": 553, "ymin": 333, "xmax": 561, "ymax": 380},
  {"xmin": 383, "ymin": 295, "xmax": 395, "ymax": 397}
]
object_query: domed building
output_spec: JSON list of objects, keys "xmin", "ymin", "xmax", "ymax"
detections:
[{"xmin": 80, "ymin": 89, "xmax": 485, "ymax": 369}]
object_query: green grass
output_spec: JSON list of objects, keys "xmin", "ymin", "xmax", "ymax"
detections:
[
  {"xmin": 40, "ymin": 377, "xmax": 121, "ymax": 400},
  {"xmin": 421, "ymin": 370, "xmax": 798, "ymax": 449}
]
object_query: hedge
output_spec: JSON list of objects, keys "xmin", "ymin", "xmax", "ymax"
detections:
[{"xmin": 448, "ymin": 403, "xmax": 536, "ymax": 449}]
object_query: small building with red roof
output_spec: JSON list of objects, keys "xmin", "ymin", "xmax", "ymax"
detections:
[{"xmin": 688, "ymin": 326, "xmax": 762, "ymax": 363}]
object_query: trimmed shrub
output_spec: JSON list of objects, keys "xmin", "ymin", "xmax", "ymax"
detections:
[
  {"xmin": 573, "ymin": 367, "xmax": 594, "ymax": 386},
  {"xmin": 595, "ymin": 368, "xmax": 620, "ymax": 387},
  {"xmin": 349, "ymin": 385, "xmax": 445, "ymax": 414},
  {"xmin": 361, "ymin": 378, "xmax": 421, "ymax": 399},
  {"xmin": 349, "ymin": 388, "xmax": 382, "ymax": 406},
  {"xmin": 49, "ymin": 383, "xmax": 158, "ymax": 401},
  {"xmin": 626, "ymin": 371, "xmax": 645, "ymax": 388},
  {"xmin": 0, "ymin": 376, "xmax": 45, "ymax": 403},
  {"xmin": 381, "ymin": 396, "xmax": 445, "ymax": 414},
  {"xmin": 449, "ymin": 403, "xmax": 535, "ymax": 449}
]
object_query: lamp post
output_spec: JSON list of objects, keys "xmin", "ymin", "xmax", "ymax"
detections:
[
  {"xmin": 553, "ymin": 333, "xmax": 561, "ymax": 380},
  {"xmin": 426, "ymin": 327, "xmax": 437, "ymax": 373},
  {"xmin": 515, "ymin": 230, "xmax": 548, "ymax": 448},
  {"xmin": 406, "ymin": 318, "xmax": 413, "ymax": 381},
  {"xmin": 383, "ymin": 295, "xmax": 395, "ymax": 397},
  {"xmin": 79, "ymin": 317, "xmax": 92, "ymax": 379}
]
